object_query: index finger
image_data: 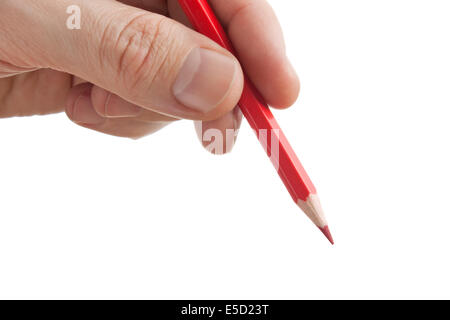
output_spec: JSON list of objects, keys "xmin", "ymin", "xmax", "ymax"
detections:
[{"xmin": 208, "ymin": 0, "xmax": 300, "ymax": 109}]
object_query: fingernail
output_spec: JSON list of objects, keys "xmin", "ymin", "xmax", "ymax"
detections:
[
  {"xmin": 104, "ymin": 93, "xmax": 142, "ymax": 118},
  {"xmin": 194, "ymin": 109, "xmax": 240, "ymax": 155},
  {"xmin": 173, "ymin": 48, "xmax": 238, "ymax": 113},
  {"xmin": 194, "ymin": 120, "xmax": 203, "ymax": 142},
  {"xmin": 71, "ymin": 93, "xmax": 104, "ymax": 125},
  {"xmin": 233, "ymin": 107, "xmax": 243, "ymax": 143}
]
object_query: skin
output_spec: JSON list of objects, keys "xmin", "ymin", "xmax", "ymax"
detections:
[{"xmin": 0, "ymin": 0, "xmax": 299, "ymax": 153}]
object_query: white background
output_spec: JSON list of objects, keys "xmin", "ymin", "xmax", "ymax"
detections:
[{"xmin": 1, "ymin": 0, "xmax": 450, "ymax": 299}]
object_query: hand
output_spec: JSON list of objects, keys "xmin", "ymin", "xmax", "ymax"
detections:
[{"xmin": 0, "ymin": 0, "xmax": 299, "ymax": 154}]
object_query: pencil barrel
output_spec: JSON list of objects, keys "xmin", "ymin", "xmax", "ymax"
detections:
[{"xmin": 178, "ymin": 0, "xmax": 317, "ymax": 202}]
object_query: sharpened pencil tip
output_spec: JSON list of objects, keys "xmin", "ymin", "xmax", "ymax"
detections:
[
  {"xmin": 319, "ymin": 225, "xmax": 334, "ymax": 245},
  {"xmin": 297, "ymin": 195, "xmax": 333, "ymax": 244}
]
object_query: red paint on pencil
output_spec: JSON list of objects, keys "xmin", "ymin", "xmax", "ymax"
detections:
[{"xmin": 178, "ymin": 0, "xmax": 333, "ymax": 244}]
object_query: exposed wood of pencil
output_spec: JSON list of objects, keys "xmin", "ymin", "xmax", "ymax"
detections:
[{"xmin": 297, "ymin": 194, "xmax": 334, "ymax": 245}]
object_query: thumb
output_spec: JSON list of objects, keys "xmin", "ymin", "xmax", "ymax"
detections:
[{"xmin": 20, "ymin": 0, "xmax": 244, "ymax": 120}]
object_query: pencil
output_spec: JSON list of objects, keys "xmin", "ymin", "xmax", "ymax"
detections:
[{"xmin": 178, "ymin": 0, "xmax": 333, "ymax": 244}]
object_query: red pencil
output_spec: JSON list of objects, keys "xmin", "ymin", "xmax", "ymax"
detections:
[{"xmin": 178, "ymin": 0, "xmax": 333, "ymax": 244}]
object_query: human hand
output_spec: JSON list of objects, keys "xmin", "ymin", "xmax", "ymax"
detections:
[{"xmin": 0, "ymin": 0, "xmax": 299, "ymax": 153}]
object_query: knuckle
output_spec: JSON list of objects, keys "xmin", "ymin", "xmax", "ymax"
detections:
[{"xmin": 104, "ymin": 14, "xmax": 177, "ymax": 96}]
